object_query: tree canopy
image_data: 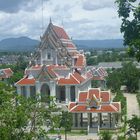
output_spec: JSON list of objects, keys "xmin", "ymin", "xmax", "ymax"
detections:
[
  {"xmin": 127, "ymin": 115, "xmax": 140, "ymax": 139},
  {"xmin": 116, "ymin": 0, "xmax": 140, "ymax": 61},
  {"xmin": 0, "ymin": 83, "xmax": 63, "ymax": 140},
  {"xmin": 106, "ymin": 62, "xmax": 140, "ymax": 93}
]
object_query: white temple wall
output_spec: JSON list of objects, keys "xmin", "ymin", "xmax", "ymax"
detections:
[
  {"xmin": 16, "ymin": 86, "xmax": 21, "ymax": 95},
  {"xmin": 26, "ymin": 86, "xmax": 30, "ymax": 98},
  {"xmin": 49, "ymin": 81, "xmax": 56, "ymax": 97}
]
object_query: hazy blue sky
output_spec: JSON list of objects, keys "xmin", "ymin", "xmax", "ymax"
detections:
[{"xmin": 0, "ymin": 0, "xmax": 123, "ymax": 40}]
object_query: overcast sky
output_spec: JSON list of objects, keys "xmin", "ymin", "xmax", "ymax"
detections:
[{"xmin": 0, "ymin": 0, "xmax": 123, "ymax": 41}]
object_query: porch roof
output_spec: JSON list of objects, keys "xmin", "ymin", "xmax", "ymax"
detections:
[{"xmin": 69, "ymin": 103, "xmax": 120, "ymax": 113}]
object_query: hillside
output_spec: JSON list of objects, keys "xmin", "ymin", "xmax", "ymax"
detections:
[
  {"xmin": 74, "ymin": 39, "xmax": 124, "ymax": 50},
  {"xmin": 0, "ymin": 37, "xmax": 124, "ymax": 52},
  {"xmin": 0, "ymin": 37, "xmax": 39, "ymax": 51}
]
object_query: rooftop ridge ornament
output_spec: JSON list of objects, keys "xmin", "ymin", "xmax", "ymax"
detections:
[
  {"xmin": 50, "ymin": 17, "xmax": 52, "ymax": 24},
  {"xmin": 86, "ymin": 94, "xmax": 101, "ymax": 109}
]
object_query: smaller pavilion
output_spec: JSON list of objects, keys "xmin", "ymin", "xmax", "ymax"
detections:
[{"xmin": 69, "ymin": 88, "xmax": 121, "ymax": 133}]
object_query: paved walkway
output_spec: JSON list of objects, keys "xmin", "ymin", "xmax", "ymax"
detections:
[
  {"xmin": 59, "ymin": 135, "xmax": 99, "ymax": 140},
  {"xmin": 124, "ymin": 93, "xmax": 140, "ymax": 119}
]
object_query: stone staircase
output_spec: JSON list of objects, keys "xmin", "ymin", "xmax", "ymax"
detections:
[{"xmin": 88, "ymin": 125, "xmax": 99, "ymax": 135}]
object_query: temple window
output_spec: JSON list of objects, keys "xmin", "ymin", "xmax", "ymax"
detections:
[{"xmin": 47, "ymin": 53, "xmax": 51, "ymax": 60}]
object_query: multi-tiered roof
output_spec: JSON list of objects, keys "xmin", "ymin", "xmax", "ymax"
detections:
[{"xmin": 16, "ymin": 22, "xmax": 107, "ymax": 86}]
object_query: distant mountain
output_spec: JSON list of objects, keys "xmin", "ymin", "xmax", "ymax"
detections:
[
  {"xmin": 74, "ymin": 39, "xmax": 124, "ymax": 50},
  {"xmin": 0, "ymin": 37, "xmax": 39, "ymax": 51},
  {"xmin": 0, "ymin": 37, "xmax": 124, "ymax": 52}
]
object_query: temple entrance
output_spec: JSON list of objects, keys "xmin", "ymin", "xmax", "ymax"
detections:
[
  {"xmin": 70, "ymin": 86, "xmax": 75, "ymax": 101},
  {"xmin": 40, "ymin": 84, "xmax": 50, "ymax": 102},
  {"xmin": 60, "ymin": 86, "xmax": 66, "ymax": 102}
]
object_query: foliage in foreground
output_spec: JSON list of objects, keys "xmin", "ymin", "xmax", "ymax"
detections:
[
  {"xmin": 116, "ymin": 0, "xmax": 140, "ymax": 61},
  {"xmin": 0, "ymin": 89, "xmax": 62, "ymax": 140},
  {"xmin": 99, "ymin": 131, "xmax": 112, "ymax": 140},
  {"xmin": 127, "ymin": 115, "xmax": 140, "ymax": 139},
  {"xmin": 136, "ymin": 92, "xmax": 140, "ymax": 107},
  {"xmin": 113, "ymin": 91, "xmax": 127, "ymax": 117},
  {"xmin": 107, "ymin": 62, "xmax": 140, "ymax": 93}
]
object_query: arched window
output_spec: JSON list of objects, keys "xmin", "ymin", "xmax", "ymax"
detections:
[{"xmin": 47, "ymin": 52, "xmax": 51, "ymax": 60}]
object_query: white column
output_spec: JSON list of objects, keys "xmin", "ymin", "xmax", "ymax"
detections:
[
  {"xmin": 17, "ymin": 86, "xmax": 21, "ymax": 95},
  {"xmin": 87, "ymin": 113, "xmax": 90, "ymax": 128},
  {"xmin": 112, "ymin": 113, "xmax": 116, "ymax": 128},
  {"xmin": 98, "ymin": 113, "xmax": 102, "ymax": 128},
  {"xmin": 75, "ymin": 86, "xmax": 79, "ymax": 102},
  {"xmin": 77, "ymin": 113, "xmax": 81, "ymax": 128},
  {"xmin": 108, "ymin": 113, "xmax": 111, "ymax": 128},
  {"xmin": 26, "ymin": 86, "xmax": 30, "ymax": 98},
  {"xmin": 36, "ymin": 81, "xmax": 41, "ymax": 100},
  {"xmin": 50, "ymin": 81, "xmax": 56, "ymax": 97},
  {"xmin": 87, "ymin": 113, "xmax": 91, "ymax": 134},
  {"xmin": 66, "ymin": 86, "xmax": 70, "ymax": 103},
  {"xmin": 88, "ymin": 80, "xmax": 92, "ymax": 89}
]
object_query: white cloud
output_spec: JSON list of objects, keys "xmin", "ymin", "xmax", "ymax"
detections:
[{"xmin": 0, "ymin": 0, "xmax": 123, "ymax": 40}]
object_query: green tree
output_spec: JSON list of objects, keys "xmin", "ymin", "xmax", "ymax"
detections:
[
  {"xmin": 0, "ymin": 85, "xmax": 60, "ymax": 140},
  {"xmin": 127, "ymin": 115, "xmax": 140, "ymax": 139},
  {"xmin": 100, "ymin": 131, "xmax": 112, "ymax": 140},
  {"xmin": 113, "ymin": 91, "xmax": 127, "ymax": 117},
  {"xmin": 121, "ymin": 62, "xmax": 139, "ymax": 93},
  {"xmin": 60, "ymin": 111, "xmax": 72, "ymax": 140},
  {"xmin": 116, "ymin": 0, "xmax": 140, "ymax": 61},
  {"xmin": 106, "ymin": 69, "xmax": 122, "ymax": 92}
]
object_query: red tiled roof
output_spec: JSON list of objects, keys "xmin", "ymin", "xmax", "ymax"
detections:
[
  {"xmin": 96, "ymin": 67, "xmax": 108, "ymax": 77},
  {"xmin": 79, "ymin": 92, "xmax": 88, "ymax": 102},
  {"xmin": 52, "ymin": 25, "xmax": 69, "ymax": 39},
  {"xmin": 70, "ymin": 104, "xmax": 119, "ymax": 113},
  {"xmin": 66, "ymin": 43, "xmax": 76, "ymax": 49},
  {"xmin": 101, "ymin": 91, "xmax": 110, "ymax": 102},
  {"xmin": 16, "ymin": 77, "xmax": 36, "ymax": 85},
  {"xmin": 112, "ymin": 102, "xmax": 121, "ymax": 112},
  {"xmin": 85, "ymin": 71, "xmax": 93, "ymax": 79},
  {"xmin": 92, "ymin": 76, "xmax": 104, "ymax": 81},
  {"xmin": 75, "ymin": 54, "xmax": 85, "ymax": 67},
  {"xmin": 69, "ymin": 88, "xmax": 120, "ymax": 113},
  {"xmin": 3, "ymin": 68, "xmax": 13, "ymax": 78},
  {"xmin": 69, "ymin": 102, "xmax": 76, "ymax": 110},
  {"xmin": 88, "ymin": 89, "xmax": 100, "ymax": 99},
  {"xmin": 100, "ymin": 67, "xmax": 108, "ymax": 77},
  {"xmin": 72, "ymin": 72, "xmax": 85, "ymax": 83},
  {"xmin": 58, "ymin": 75, "xmax": 80, "ymax": 85}
]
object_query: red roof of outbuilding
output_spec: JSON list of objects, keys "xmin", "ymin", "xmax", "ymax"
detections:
[
  {"xmin": 88, "ymin": 89, "xmax": 100, "ymax": 99},
  {"xmin": 16, "ymin": 77, "xmax": 36, "ymax": 85},
  {"xmin": 79, "ymin": 92, "xmax": 88, "ymax": 102},
  {"xmin": 70, "ymin": 104, "xmax": 119, "ymax": 113},
  {"xmin": 69, "ymin": 88, "xmax": 121, "ymax": 113},
  {"xmin": 3, "ymin": 68, "xmax": 13, "ymax": 78},
  {"xmin": 75, "ymin": 54, "xmax": 85, "ymax": 67},
  {"xmin": 101, "ymin": 91, "xmax": 110, "ymax": 102}
]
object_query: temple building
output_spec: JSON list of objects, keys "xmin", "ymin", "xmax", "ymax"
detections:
[
  {"xmin": 15, "ymin": 21, "xmax": 121, "ymax": 133},
  {"xmin": 69, "ymin": 88, "xmax": 121, "ymax": 133},
  {"xmin": 0, "ymin": 68, "xmax": 13, "ymax": 82}
]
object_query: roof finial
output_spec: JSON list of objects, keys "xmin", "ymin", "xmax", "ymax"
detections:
[{"xmin": 50, "ymin": 17, "xmax": 52, "ymax": 23}]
